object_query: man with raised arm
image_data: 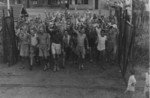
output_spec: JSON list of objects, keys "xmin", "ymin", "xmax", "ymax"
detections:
[
  {"xmin": 38, "ymin": 25, "xmax": 50, "ymax": 71},
  {"xmin": 73, "ymin": 26, "xmax": 89, "ymax": 70}
]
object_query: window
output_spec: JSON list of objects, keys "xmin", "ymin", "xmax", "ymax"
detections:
[
  {"xmin": 84, "ymin": 0, "xmax": 88, "ymax": 4},
  {"xmin": 70, "ymin": 0, "xmax": 88, "ymax": 4}
]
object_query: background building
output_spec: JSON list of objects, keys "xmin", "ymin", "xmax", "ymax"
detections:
[
  {"xmin": 69, "ymin": 0, "xmax": 107, "ymax": 10},
  {"xmin": 13, "ymin": 0, "xmax": 108, "ymax": 9},
  {"xmin": 0, "ymin": 0, "xmax": 123, "ymax": 9}
]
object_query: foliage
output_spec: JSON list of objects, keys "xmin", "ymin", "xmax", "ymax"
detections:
[{"xmin": 133, "ymin": 0, "xmax": 145, "ymax": 11}]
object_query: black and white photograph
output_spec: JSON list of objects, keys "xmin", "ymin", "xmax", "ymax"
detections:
[{"xmin": 0, "ymin": 0, "xmax": 149, "ymax": 98}]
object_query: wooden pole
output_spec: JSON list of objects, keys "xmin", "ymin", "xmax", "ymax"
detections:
[{"xmin": 7, "ymin": 0, "xmax": 10, "ymax": 16}]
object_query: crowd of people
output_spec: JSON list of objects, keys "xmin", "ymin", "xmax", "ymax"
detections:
[
  {"xmin": 15, "ymin": 9, "xmax": 119, "ymax": 72},
  {"xmin": 15, "ymin": 9, "xmax": 150, "ymax": 98},
  {"xmin": 3, "ymin": 1, "xmax": 149, "ymax": 97}
]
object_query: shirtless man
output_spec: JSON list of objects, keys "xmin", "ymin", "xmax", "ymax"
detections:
[
  {"xmin": 38, "ymin": 25, "xmax": 50, "ymax": 71},
  {"xmin": 73, "ymin": 26, "xmax": 89, "ymax": 70}
]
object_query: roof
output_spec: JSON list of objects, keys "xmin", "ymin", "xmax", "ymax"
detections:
[
  {"xmin": 0, "ymin": 4, "xmax": 28, "ymax": 26},
  {"xmin": 12, "ymin": 4, "xmax": 24, "ymax": 21},
  {"xmin": 0, "ymin": 2, "xmax": 6, "ymax": 5}
]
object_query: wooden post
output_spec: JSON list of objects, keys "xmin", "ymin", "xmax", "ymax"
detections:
[
  {"xmin": 7, "ymin": 0, "xmax": 10, "ymax": 16},
  {"xmin": 2, "ymin": 9, "xmax": 7, "ymax": 63},
  {"xmin": 2, "ymin": 7, "xmax": 17, "ymax": 66}
]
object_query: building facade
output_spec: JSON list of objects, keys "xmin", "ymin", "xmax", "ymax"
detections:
[
  {"xmin": 1, "ymin": 0, "xmax": 108, "ymax": 9},
  {"xmin": 18, "ymin": 0, "xmax": 107, "ymax": 9},
  {"xmin": 69, "ymin": 0, "xmax": 107, "ymax": 10}
]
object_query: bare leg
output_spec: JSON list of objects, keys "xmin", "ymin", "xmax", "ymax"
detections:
[
  {"xmin": 62, "ymin": 51, "xmax": 66, "ymax": 68},
  {"xmin": 43, "ymin": 57, "xmax": 48, "ymax": 71},
  {"xmin": 29, "ymin": 56, "xmax": 33, "ymax": 70},
  {"xmin": 53, "ymin": 54, "xmax": 57, "ymax": 72},
  {"xmin": 20, "ymin": 57, "xmax": 25, "ymax": 69},
  {"xmin": 79, "ymin": 52, "xmax": 85, "ymax": 70},
  {"xmin": 56, "ymin": 54, "xmax": 60, "ymax": 71}
]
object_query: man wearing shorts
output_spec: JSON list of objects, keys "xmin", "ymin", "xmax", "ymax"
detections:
[
  {"xmin": 73, "ymin": 26, "xmax": 89, "ymax": 70},
  {"xmin": 38, "ymin": 26, "xmax": 50, "ymax": 71},
  {"xmin": 50, "ymin": 27, "xmax": 63, "ymax": 72},
  {"xmin": 29, "ymin": 28, "xmax": 38, "ymax": 70}
]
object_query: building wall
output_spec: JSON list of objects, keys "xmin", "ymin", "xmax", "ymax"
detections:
[
  {"xmin": 69, "ymin": 0, "xmax": 107, "ymax": 10},
  {"xmin": 69, "ymin": 0, "xmax": 94, "ymax": 10}
]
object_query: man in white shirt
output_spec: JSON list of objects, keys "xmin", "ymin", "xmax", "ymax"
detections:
[{"xmin": 96, "ymin": 26, "xmax": 107, "ymax": 63}]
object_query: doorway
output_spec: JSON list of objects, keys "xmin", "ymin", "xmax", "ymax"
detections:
[{"xmin": 95, "ymin": 0, "xmax": 98, "ymax": 9}]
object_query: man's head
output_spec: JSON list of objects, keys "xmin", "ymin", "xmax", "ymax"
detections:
[
  {"xmin": 22, "ymin": 24, "xmax": 28, "ymax": 31},
  {"xmin": 114, "ymin": 1, "xmax": 118, "ymax": 6},
  {"xmin": 101, "ymin": 30, "xmax": 105, "ymax": 37},
  {"xmin": 39, "ymin": 26, "xmax": 44, "ymax": 34},
  {"xmin": 111, "ymin": 19, "xmax": 116, "ymax": 24},
  {"xmin": 64, "ymin": 30, "xmax": 68, "ymax": 35},
  {"xmin": 130, "ymin": 69, "xmax": 135, "ymax": 75},
  {"xmin": 80, "ymin": 27, "xmax": 85, "ymax": 34},
  {"xmin": 30, "ymin": 29, "xmax": 34, "ymax": 35},
  {"xmin": 48, "ymin": 22, "xmax": 54, "ymax": 30}
]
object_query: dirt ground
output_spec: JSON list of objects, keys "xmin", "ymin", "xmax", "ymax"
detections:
[
  {"xmin": 0, "ymin": 8, "xmax": 148, "ymax": 98},
  {"xmin": 0, "ymin": 60, "xmax": 146, "ymax": 98}
]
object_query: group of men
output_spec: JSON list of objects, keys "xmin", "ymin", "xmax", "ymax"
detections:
[{"xmin": 15, "ymin": 9, "xmax": 119, "ymax": 71}]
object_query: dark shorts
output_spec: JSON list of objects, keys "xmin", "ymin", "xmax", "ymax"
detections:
[
  {"xmin": 98, "ymin": 50, "xmax": 105, "ymax": 56},
  {"xmin": 39, "ymin": 44, "xmax": 49, "ymax": 57},
  {"xmin": 88, "ymin": 38, "xmax": 96, "ymax": 48}
]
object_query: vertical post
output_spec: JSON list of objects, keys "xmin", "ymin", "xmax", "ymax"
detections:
[
  {"xmin": 7, "ymin": 0, "xmax": 10, "ymax": 16},
  {"xmin": 2, "ymin": 9, "xmax": 6, "ymax": 63}
]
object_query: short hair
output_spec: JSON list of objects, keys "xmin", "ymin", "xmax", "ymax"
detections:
[
  {"xmin": 130, "ymin": 69, "xmax": 135, "ymax": 75},
  {"xmin": 101, "ymin": 30, "xmax": 105, "ymax": 33}
]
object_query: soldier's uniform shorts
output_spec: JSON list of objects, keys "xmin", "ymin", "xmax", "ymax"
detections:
[
  {"xmin": 76, "ymin": 46, "xmax": 86, "ymax": 58},
  {"xmin": 39, "ymin": 44, "xmax": 49, "ymax": 57},
  {"xmin": 20, "ymin": 44, "xmax": 29, "ymax": 57},
  {"xmin": 51, "ymin": 43, "xmax": 61, "ymax": 55}
]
